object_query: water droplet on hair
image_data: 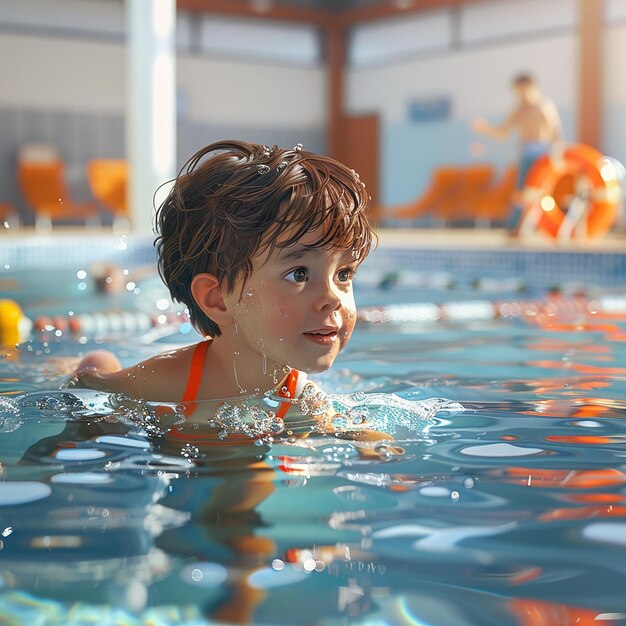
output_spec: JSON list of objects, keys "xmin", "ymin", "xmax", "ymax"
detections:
[
  {"xmin": 293, "ymin": 143, "xmax": 303, "ymax": 152},
  {"xmin": 257, "ymin": 164, "xmax": 270, "ymax": 174},
  {"xmin": 276, "ymin": 162, "xmax": 287, "ymax": 172}
]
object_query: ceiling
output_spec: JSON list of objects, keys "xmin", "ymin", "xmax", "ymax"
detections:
[
  {"xmin": 176, "ymin": 0, "xmax": 483, "ymax": 25},
  {"xmin": 270, "ymin": 0, "xmax": 392, "ymax": 9}
]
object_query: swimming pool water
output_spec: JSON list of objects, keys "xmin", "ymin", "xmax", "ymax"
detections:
[{"xmin": 2, "ymin": 267, "xmax": 626, "ymax": 625}]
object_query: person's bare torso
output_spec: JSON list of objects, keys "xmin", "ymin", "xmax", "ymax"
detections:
[{"xmin": 511, "ymin": 98, "xmax": 556, "ymax": 144}]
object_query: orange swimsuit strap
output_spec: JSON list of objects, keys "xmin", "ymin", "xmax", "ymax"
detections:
[
  {"xmin": 181, "ymin": 339, "xmax": 210, "ymax": 405},
  {"xmin": 169, "ymin": 341, "xmax": 298, "ymax": 443}
]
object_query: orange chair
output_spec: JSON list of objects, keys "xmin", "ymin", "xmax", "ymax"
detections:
[
  {"xmin": 18, "ymin": 144, "xmax": 100, "ymax": 231},
  {"xmin": 434, "ymin": 164, "xmax": 494, "ymax": 223},
  {"xmin": 469, "ymin": 165, "xmax": 517, "ymax": 227},
  {"xmin": 390, "ymin": 166, "xmax": 463, "ymax": 221},
  {"xmin": 87, "ymin": 159, "xmax": 130, "ymax": 231}
]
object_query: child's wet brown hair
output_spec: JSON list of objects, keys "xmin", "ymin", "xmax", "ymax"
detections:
[{"xmin": 155, "ymin": 140, "xmax": 374, "ymax": 337}]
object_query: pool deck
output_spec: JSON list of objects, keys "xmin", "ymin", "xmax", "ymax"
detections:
[{"xmin": 376, "ymin": 228, "xmax": 626, "ymax": 253}]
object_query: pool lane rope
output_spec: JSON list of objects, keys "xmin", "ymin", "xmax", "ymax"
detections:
[
  {"xmin": 358, "ymin": 293, "xmax": 626, "ymax": 324},
  {"xmin": 2, "ymin": 293, "xmax": 626, "ymax": 346},
  {"xmin": 0, "ymin": 298, "xmax": 189, "ymax": 345}
]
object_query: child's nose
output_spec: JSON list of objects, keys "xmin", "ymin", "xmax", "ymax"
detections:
[{"xmin": 315, "ymin": 280, "xmax": 342, "ymax": 312}]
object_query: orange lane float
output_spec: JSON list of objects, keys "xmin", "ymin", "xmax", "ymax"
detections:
[{"xmin": 523, "ymin": 143, "xmax": 622, "ymax": 240}]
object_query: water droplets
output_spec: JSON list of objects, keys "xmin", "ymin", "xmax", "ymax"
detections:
[
  {"xmin": 0, "ymin": 396, "xmax": 21, "ymax": 433},
  {"xmin": 181, "ymin": 443, "xmax": 200, "ymax": 462},
  {"xmin": 257, "ymin": 164, "xmax": 270, "ymax": 175}
]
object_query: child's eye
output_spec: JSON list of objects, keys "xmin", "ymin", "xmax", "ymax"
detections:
[
  {"xmin": 284, "ymin": 267, "xmax": 309, "ymax": 283},
  {"xmin": 337, "ymin": 268, "xmax": 355, "ymax": 283}
]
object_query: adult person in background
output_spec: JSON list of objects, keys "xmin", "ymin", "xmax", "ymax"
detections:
[{"xmin": 472, "ymin": 73, "xmax": 564, "ymax": 236}]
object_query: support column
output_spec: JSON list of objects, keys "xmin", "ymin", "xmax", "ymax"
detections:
[
  {"xmin": 126, "ymin": 0, "xmax": 177, "ymax": 234},
  {"xmin": 578, "ymin": 0, "xmax": 603, "ymax": 148},
  {"xmin": 326, "ymin": 22, "xmax": 346, "ymax": 160}
]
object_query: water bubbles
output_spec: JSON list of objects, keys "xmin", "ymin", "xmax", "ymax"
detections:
[
  {"xmin": 374, "ymin": 443, "xmax": 393, "ymax": 459},
  {"xmin": 0, "ymin": 397, "xmax": 21, "ymax": 433},
  {"xmin": 332, "ymin": 415, "xmax": 349, "ymax": 430},
  {"xmin": 181, "ymin": 443, "xmax": 200, "ymax": 461},
  {"xmin": 451, "ymin": 491, "xmax": 460, "ymax": 502},
  {"xmin": 321, "ymin": 443, "xmax": 357, "ymax": 461},
  {"xmin": 76, "ymin": 269, "xmax": 87, "ymax": 280},
  {"xmin": 181, "ymin": 562, "xmax": 228, "ymax": 588}
]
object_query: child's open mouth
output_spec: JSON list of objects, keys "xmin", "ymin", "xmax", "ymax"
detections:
[{"xmin": 303, "ymin": 328, "xmax": 338, "ymax": 346}]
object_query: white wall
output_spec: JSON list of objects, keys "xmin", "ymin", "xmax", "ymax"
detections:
[
  {"xmin": 0, "ymin": 32, "xmax": 325, "ymax": 128},
  {"xmin": 0, "ymin": 33, "xmax": 126, "ymax": 114},
  {"xmin": 177, "ymin": 55, "xmax": 325, "ymax": 129},
  {"xmin": 603, "ymin": 22, "xmax": 626, "ymax": 168}
]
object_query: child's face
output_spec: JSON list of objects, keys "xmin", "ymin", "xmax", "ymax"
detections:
[{"xmin": 223, "ymin": 225, "xmax": 361, "ymax": 374}]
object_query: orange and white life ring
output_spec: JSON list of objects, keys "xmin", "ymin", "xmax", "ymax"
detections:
[{"xmin": 523, "ymin": 143, "xmax": 622, "ymax": 239}]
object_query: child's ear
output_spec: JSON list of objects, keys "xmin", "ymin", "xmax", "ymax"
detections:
[{"xmin": 190, "ymin": 273, "xmax": 232, "ymax": 326}]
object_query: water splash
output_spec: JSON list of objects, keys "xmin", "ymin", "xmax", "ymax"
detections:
[
  {"xmin": 0, "ymin": 396, "xmax": 22, "ymax": 433},
  {"xmin": 322, "ymin": 393, "xmax": 464, "ymax": 436}
]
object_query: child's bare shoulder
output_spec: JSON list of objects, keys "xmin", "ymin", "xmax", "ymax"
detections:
[{"xmin": 73, "ymin": 344, "xmax": 197, "ymax": 401}]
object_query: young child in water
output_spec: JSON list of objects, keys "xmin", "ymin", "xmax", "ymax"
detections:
[{"xmin": 72, "ymin": 139, "xmax": 375, "ymax": 439}]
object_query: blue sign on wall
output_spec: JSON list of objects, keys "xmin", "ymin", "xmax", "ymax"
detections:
[{"xmin": 408, "ymin": 97, "xmax": 451, "ymax": 123}]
